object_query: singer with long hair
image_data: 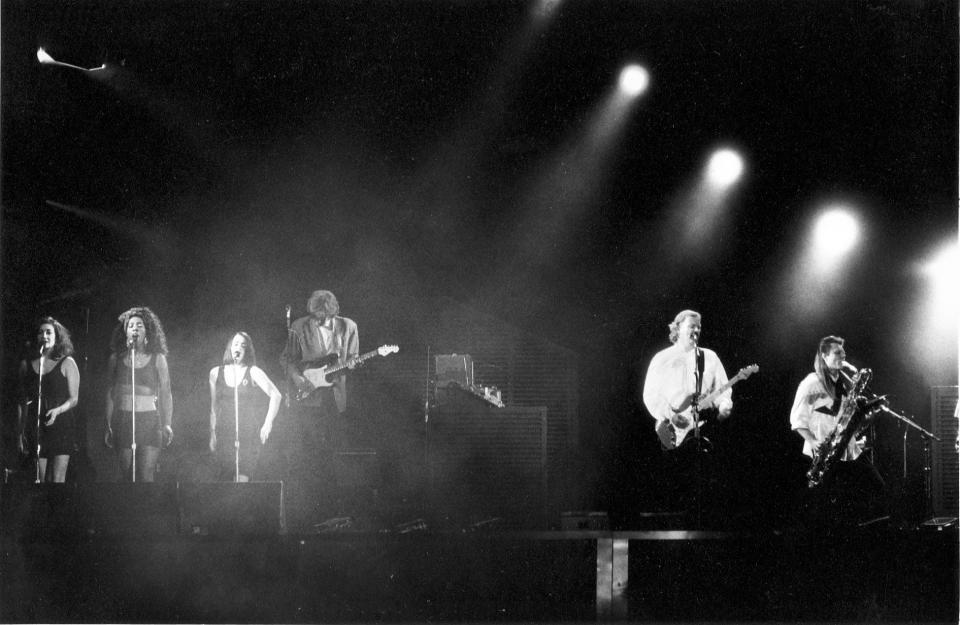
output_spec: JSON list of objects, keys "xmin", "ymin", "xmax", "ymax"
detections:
[
  {"xmin": 17, "ymin": 316, "xmax": 80, "ymax": 482},
  {"xmin": 103, "ymin": 307, "xmax": 173, "ymax": 482},
  {"xmin": 209, "ymin": 332, "xmax": 282, "ymax": 482},
  {"xmin": 790, "ymin": 335, "xmax": 885, "ymax": 523}
]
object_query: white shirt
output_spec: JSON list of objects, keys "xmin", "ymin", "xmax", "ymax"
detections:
[
  {"xmin": 642, "ymin": 343, "xmax": 732, "ymax": 423},
  {"xmin": 790, "ymin": 372, "xmax": 862, "ymax": 460}
]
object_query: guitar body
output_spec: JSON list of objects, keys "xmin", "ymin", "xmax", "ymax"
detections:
[
  {"xmin": 658, "ymin": 363, "xmax": 759, "ymax": 452},
  {"xmin": 299, "ymin": 354, "xmax": 341, "ymax": 390},
  {"xmin": 660, "ymin": 406, "xmax": 719, "ymax": 450}
]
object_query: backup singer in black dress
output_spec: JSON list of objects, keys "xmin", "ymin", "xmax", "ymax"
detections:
[
  {"xmin": 17, "ymin": 317, "xmax": 80, "ymax": 482},
  {"xmin": 103, "ymin": 307, "xmax": 173, "ymax": 482},
  {"xmin": 208, "ymin": 332, "xmax": 282, "ymax": 482}
]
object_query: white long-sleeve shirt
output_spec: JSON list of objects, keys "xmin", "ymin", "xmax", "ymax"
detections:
[
  {"xmin": 789, "ymin": 372, "xmax": 862, "ymax": 460},
  {"xmin": 642, "ymin": 343, "xmax": 732, "ymax": 423}
]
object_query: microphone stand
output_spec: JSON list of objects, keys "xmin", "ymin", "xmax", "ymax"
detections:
[
  {"xmin": 284, "ymin": 305, "xmax": 292, "ymax": 409},
  {"xmin": 35, "ymin": 345, "xmax": 45, "ymax": 483},
  {"xmin": 692, "ymin": 347, "xmax": 703, "ymax": 530},
  {"xmin": 233, "ymin": 356, "xmax": 241, "ymax": 483},
  {"xmin": 130, "ymin": 341, "xmax": 137, "ymax": 483},
  {"xmin": 880, "ymin": 404, "xmax": 940, "ymax": 519},
  {"xmin": 424, "ymin": 345, "xmax": 432, "ymax": 494}
]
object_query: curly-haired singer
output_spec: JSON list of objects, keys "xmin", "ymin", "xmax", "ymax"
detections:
[{"xmin": 103, "ymin": 307, "xmax": 173, "ymax": 482}]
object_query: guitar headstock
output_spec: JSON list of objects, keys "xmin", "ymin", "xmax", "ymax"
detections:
[
  {"xmin": 378, "ymin": 344, "xmax": 400, "ymax": 357},
  {"xmin": 738, "ymin": 364, "xmax": 759, "ymax": 379}
]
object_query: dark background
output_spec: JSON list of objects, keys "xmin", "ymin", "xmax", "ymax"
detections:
[{"xmin": 1, "ymin": 0, "xmax": 957, "ymax": 524}]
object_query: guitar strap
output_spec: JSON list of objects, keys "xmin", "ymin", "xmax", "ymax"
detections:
[{"xmin": 695, "ymin": 348, "xmax": 705, "ymax": 397}]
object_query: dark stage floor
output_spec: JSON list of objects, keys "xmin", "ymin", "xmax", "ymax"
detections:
[{"xmin": 1, "ymin": 482, "xmax": 957, "ymax": 623}]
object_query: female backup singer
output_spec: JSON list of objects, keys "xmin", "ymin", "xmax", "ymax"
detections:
[
  {"xmin": 103, "ymin": 307, "xmax": 173, "ymax": 482},
  {"xmin": 208, "ymin": 332, "xmax": 281, "ymax": 482},
  {"xmin": 17, "ymin": 317, "xmax": 80, "ymax": 482}
]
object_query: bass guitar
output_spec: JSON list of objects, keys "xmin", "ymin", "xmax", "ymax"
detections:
[
  {"xmin": 297, "ymin": 344, "xmax": 399, "ymax": 400},
  {"xmin": 660, "ymin": 363, "xmax": 759, "ymax": 450}
]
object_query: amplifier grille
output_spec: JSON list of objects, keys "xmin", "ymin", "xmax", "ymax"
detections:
[
  {"xmin": 428, "ymin": 405, "xmax": 547, "ymax": 517},
  {"xmin": 930, "ymin": 386, "xmax": 959, "ymax": 517}
]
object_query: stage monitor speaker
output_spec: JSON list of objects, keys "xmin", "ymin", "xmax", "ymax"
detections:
[
  {"xmin": 178, "ymin": 481, "xmax": 285, "ymax": 536},
  {"xmin": 79, "ymin": 482, "xmax": 180, "ymax": 537},
  {"xmin": 0, "ymin": 483, "xmax": 81, "ymax": 539}
]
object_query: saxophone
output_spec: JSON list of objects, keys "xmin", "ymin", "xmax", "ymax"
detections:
[{"xmin": 806, "ymin": 368, "xmax": 882, "ymax": 488}]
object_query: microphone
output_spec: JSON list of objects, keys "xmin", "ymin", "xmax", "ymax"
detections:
[
  {"xmin": 127, "ymin": 333, "xmax": 138, "ymax": 349},
  {"xmin": 233, "ymin": 351, "xmax": 242, "ymax": 364}
]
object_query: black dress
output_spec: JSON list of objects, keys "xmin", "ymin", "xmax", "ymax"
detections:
[
  {"xmin": 20, "ymin": 358, "xmax": 76, "ymax": 457},
  {"xmin": 214, "ymin": 365, "xmax": 265, "ymax": 479}
]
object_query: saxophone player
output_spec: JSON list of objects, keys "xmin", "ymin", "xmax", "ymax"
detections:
[{"xmin": 789, "ymin": 336, "xmax": 885, "ymax": 522}]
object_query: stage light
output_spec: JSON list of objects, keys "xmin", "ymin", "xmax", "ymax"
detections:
[
  {"xmin": 904, "ymin": 239, "xmax": 959, "ymax": 383},
  {"xmin": 922, "ymin": 241, "xmax": 959, "ymax": 322},
  {"xmin": 532, "ymin": 0, "xmax": 562, "ymax": 21},
  {"xmin": 36, "ymin": 47, "xmax": 106, "ymax": 72},
  {"xmin": 812, "ymin": 207, "xmax": 859, "ymax": 259},
  {"xmin": 705, "ymin": 149, "xmax": 743, "ymax": 188},
  {"xmin": 618, "ymin": 65, "xmax": 649, "ymax": 97}
]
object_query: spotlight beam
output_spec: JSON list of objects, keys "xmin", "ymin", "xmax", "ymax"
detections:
[{"xmin": 37, "ymin": 47, "xmax": 106, "ymax": 72}]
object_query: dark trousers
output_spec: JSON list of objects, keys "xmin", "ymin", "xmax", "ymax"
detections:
[
  {"xmin": 291, "ymin": 389, "xmax": 342, "ymax": 483},
  {"xmin": 804, "ymin": 454, "xmax": 887, "ymax": 525},
  {"xmin": 657, "ymin": 436, "xmax": 733, "ymax": 527}
]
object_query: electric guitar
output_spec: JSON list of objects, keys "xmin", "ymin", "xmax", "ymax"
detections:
[
  {"xmin": 296, "ymin": 344, "xmax": 399, "ymax": 400},
  {"xmin": 660, "ymin": 363, "xmax": 759, "ymax": 450}
]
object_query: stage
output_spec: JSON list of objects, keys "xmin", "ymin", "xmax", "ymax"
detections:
[{"xmin": 1, "ymin": 483, "xmax": 956, "ymax": 623}]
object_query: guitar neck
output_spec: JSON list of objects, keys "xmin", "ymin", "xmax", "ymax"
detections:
[
  {"xmin": 323, "ymin": 349, "xmax": 380, "ymax": 376},
  {"xmin": 698, "ymin": 372, "xmax": 746, "ymax": 407}
]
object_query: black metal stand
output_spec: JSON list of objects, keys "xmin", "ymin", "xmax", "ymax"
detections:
[
  {"xmin": 884, "ymin": 405, "xmax": 940, "ymax": 522},
  {"xmin": 424, "ymin": 345, "xmax": 433, "ymax": 494},
  {"xmin": 34, "ymin": 350, "xmax": 44, "ymax": 483},
  {"xmin": 692, "ymin": 348, "xmax": 704, "ymax": 530},
  {"xmin": 129, "ymin": 345, "xmax": 138, "ymax": 482},
  {"xmin": 233, "ymin": 360, "xmax": 241, "ymax": 483}
]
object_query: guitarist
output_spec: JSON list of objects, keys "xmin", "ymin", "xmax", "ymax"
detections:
[
  {"xmin": 642, "ymin": 310, "xmax": 733, "ymax": 451},
  {"xmin": 641, "ymin": 310, "xmax": 734, "ymax": 524},
  {"xmin": 280, "ymin": 290, "xmax": 359, "ymax": 479}
]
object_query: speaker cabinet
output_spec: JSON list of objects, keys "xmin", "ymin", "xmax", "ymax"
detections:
[
  {"xmin": 81, "ymin": 482, "xmax": 180, "ymax": 537},
  {"xmin": 931, "ymin": 386, "xmax": 959, "ymax": 517},
  {"xmin": 428, "ymin": 405, "xmax": 547, "ymax": 518},
  {"xmin": 0, "ymin": 483, "xmax": 81, "ymax": 539},
  {"xmin": 178, "ymin": 481, "xmax": 285, "ymax": 536},
  {"xmin": 0, "ymin": 483, "xmax": 181, "ymax": 538}
]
